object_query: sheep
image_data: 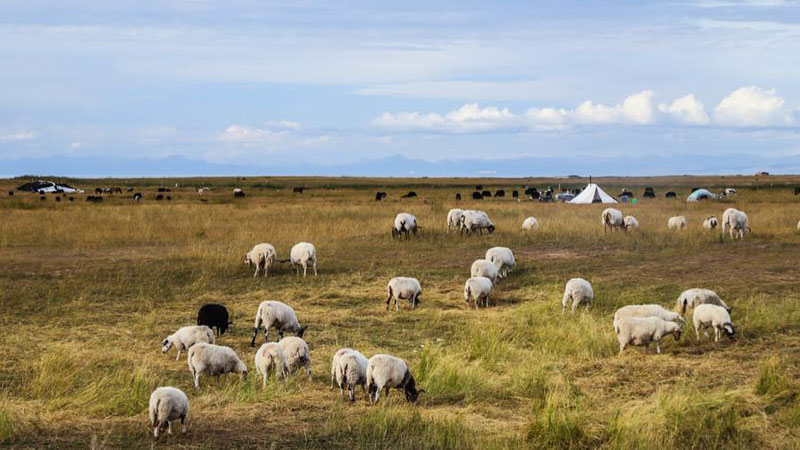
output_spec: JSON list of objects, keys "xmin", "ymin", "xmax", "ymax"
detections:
[
  {"xmin": 797, "ymin": 220, "xmax": 800, "ymax": 231},
  {"xmin": 289, "ymin": 242, "xmax": 317, "ymax": 276},
  {"xmin": 254, "ymin": 342, "xmax": 288, "ymax": 386},
  {"xmin": 392, "ymin": 213, "xmax": 419, "ymax": 239},
  {"xmin": 615, "ymin": 316, "xmax": 682, "ymax": 354},
  {"xmin": 187, "ymin": 343, "xmax": 247, "ymax": 389},
  {"xmin": 485, "ymin": 246, "xmax": 515, "ymax": 278},
  {"xmin": 148, "ymin": 387, "xmax": 189, "ymax": 439},
  {"xmin": 278, "ymin": 336, "xmax": 311, "ymax": 378},
  {"xmin": 161, "ymin": 325, "xmax": 215, "ymax": 361},
  {"xmin": 668, "ymin": 216, "xmax": 687, "ymax": 230},
  {"xmin": 522, "ymin": 216, "xmax": 539, "ymax": 231},
  {"xmin": 460, "ymin": 210, "xmax": 495, "ymax": 235},
  {"xmin": 470, "ymin": 259, "xmax": 499, "ymax": 284},
  {"xmin": 330, "ymin": 348, "xmax": 369, "ymax": 401},
  {"xmin": 446, "ymin": 209, "xmax": 464, "ymax": 231},
  {"xmin": 233, "ymin": 188, "xmax": 245, "ymax": 198},
  {"xmin": 244, "ymin": 243, "xmax": 277, "ymax": 277},
  {"xmin": 562, "ymin": 278, "xmax": 593, "ymax": 313},
  {"xmin": 703, "ymin": 216, "xmax": 719, "ymax": 230},
  {"xmin": 251, "ymin": 300, "xmax": 306, "ymax": 347},
  {"xmin": 722, "ymin": 208, "xmax": 750, "ymax": 240},
  {"xmin": 613, "ymin": 305, "xmax": 684, "ymax": 332},
  {"xmin": 623, "ymin": 216, "xmax": 639, "ymax": 230},
  {"xmin": 196, "ymin": 303, "xmax": 231, "ymax": 336},
  {"xmin": 693, "ymin": 304, "xmax": 736, "ymax": 342},
  {"xmin": 366, "ymin": 354, "xmax": 424, "ymax": 404},
  {"xmin": 464, "ymin": 276, "xmax": 494, "ymax": 309},
  {"xmin": 385, "ymin": 277, "xmax": 423, "ymax": 311},
  {"xmin": 601, "ymin": 208, "xmax": 625, "ymax": 233},
  {"xmin": 676, "ymin": 288, "xmax": 730, "ymax": 314}
]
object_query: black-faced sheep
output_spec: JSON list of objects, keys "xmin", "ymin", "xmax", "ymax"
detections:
[
  {"xmin": 250, "ymin": 300, "xmax": 306, "ymax": 346},
  {"xmin": 255, "ymin": 342, "xmax": 288, "ymax": 385},
  {"xmin": 464, "ymin": 276, "xmax": 493, "ymax": 308},
  {"xmin": 161, "ymin": 325, "xmax": 215, "ymax": 360},
  {"xmin": 693, "ymin": 304, "xmax": 735, "ymax": 342},
  {"xmin": 278, "ymin": 336, "xmax": 311, "ymax": 378},
  {"xmin": 149, "ymin": 387, "xmax": 189, "ymax": 439},
  {"xmin": 668, "ymin": 216, "xmax": 687, "ymax": 230},
  {"xmin": 330, "ymin": 348, "xmax": 369, "ymax": 401},
  {"xmin": 615, "ymin": 316, "xmax": 681, "ymax": 354},
  {"xmin": 366, "ymin": 354, "xmax": 423, "ymax": 404},
  {"xmin": 187, "ymin": 343, "xmax": 247, "ymax": 389},
  {"xmin": 385, "ymin": 277, "xmax": 422, "ymax": 311},
  {"xmin": 601, "ymin": 208, "xmax": 624, "ymax": 233},
  {"xmin": 289, "ymin": 242, "xmax": 318, "ymax": 276},
  {"xmin": 562, "ymin": 278, "xmax": 593, "ymax": 313},
  {"xmin": 392, "ymin": 213, "xmax": 418, "ymax": 240}
]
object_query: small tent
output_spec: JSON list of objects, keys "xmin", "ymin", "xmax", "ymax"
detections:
[
  {"xmin": 686, "ymin": 189, "xmax": 717, "ymax": 202},
  {"xmin": 569, "ymin": 183, "xmax": 617, "ymax": 204}
]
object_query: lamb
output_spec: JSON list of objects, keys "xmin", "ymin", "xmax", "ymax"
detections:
[
  {"xmin": 601, "ymin": 208, "xmax": 625, "ymax": 233},
  {"xmin": 330, "ymin": 348, "xmax": 369, "ymax": 401},
  {"xmin": 522, "ymin": 217, "xmax": 540, "ymax": 231},
  {"xmin": 278, "ymin": 336, "xmax": 311, "ymax": 378},
  {"xmin": 254, "ymin": 342, "xmax": 288, "ymax": 386},
  {"xmin": 470, "ymin": 259, "xmax": 498, "ymax": 284},
  {"xmin": 289, "ymin": 242, "xmax": 317, "ymax": 276},
  {"xmin": 446, "ymin": 209, "xmax": 464, "ymax": 231},
  {"xmin": 613, "ymin": 305, "xmax": 684, "ymax": 332},
  {"xmin": 365, "ymin": 354, "xmax": 424, "ymax": 404},
  {"xmin": 722, "ymin": 208, "xmax": 750, "ymax": 240},
  {"xmin": 251, "ymin": 300, "xmax": 306, "ymax": 346},
  {"xmin": 464, "ymin": 276, "xmax": 494, "ymax": 309},
  {"xmin": 161, "ymin": 325, "xmax": 215, "ymax": 360},
  {"xmin": 485, "ymin": 246, "xmax": 515, "ymax": 278},
  {"xmin": 245, "ymin": 243, "xmax": 277, "ymax": 277},
  {"xmin": 385, "ymin": 277, "xmax": 423, "ymax": 311},
  {"xmin": 187, "ymin": 343, "xmax": 247, "ymax": 389},
  {"xmin": 615, "ymin": 316, "xmax": 682, "ymax": 354},
  {"xmin": 703, "ymin": 216, "xmax": 719, "ymax": 230},
  {"xmin": 148, "ymin": 387, "xmax": 189, "ymax": 439},
  {"xmin": 623, "ymin": 216, "xmax": 639, "ymax": 230},
  {"xmin": 675, "ymin": 288, "xmax": 730, "ymax": 314},
  {"xmin": 668, "ymin": 216, "xmax": 687, "ymax": 230},
  {"xmin": 693, "ymin": 304, "xmax": 736, "ymax": 342},
  {"xmin": 460, "ymin": 210, "xmax": 495, "ymax": 235},
  {"xmin": 562, "ymin": 278, "xmax": 594, "ymax": 313},
  {"xmin": 392, "ymin": 213, "xmax": 419, "ymax": 240}
]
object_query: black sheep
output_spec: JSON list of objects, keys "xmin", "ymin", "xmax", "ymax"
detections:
[
  {"xmin": 455, "ymin": 193, "xmax": 462, "ymax": 201},
  {"xmin": 512, "ymin": 190, "xmax": 519, "ymax": 198},
  {"xmin": 494, "ymin": 190, "xmax": 505, "ymax": 197},
  {"xmin": 472, "ymin": 192, "xmax": 483, "ymax": 200},
  {"xmin": 197, "ymin": 303, "xmax": 231, "ymax": 336}
]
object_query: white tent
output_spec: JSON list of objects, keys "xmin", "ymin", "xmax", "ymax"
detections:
[{"xmin": 569, "ymin": 183, "xmax": 617, "ymax": 204}]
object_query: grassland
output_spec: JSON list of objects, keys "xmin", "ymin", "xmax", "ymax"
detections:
[{"xmin": 1, "ymin": 175, "xmax": 799, "ymax": 449}]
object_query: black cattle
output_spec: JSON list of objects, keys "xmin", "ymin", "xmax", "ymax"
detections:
[
  {"xmin": 293, "ymin": 187, "xmax": 304, "ymax": 193},
  {"xmin": 127, "ymin": 187, "xmax": 134, "ymax": 192},
  {"xmin": 795, "ymin": 187, "xmax": 800, "ymax": 195},
  {"xmin": 524, "ymin": 187, "xmax": 538, "ymax": 196},
  {"xmin": 39, "ymin": 195, "xmax": 46, "ymax": 201},
  {"xmin": 666, "ymin": 191, "xmax": 677, "ymax": 198},
  {"xmin": 475, "ymin": 185, "xmax": 483, "ymax": 191},
  {"xmin": 494, "ymin": 190, "xmax": 505, "ymax": 197},
  {"xmin": 197, "ymin": 303, "xmax": 231, "ymax": 336},
  {"xmin": 68, "ymin": 197, "xmax": 75, "ymax": 202},
  {"xmin": 472, "ymin": 191, "xmax": 483, "ymax": 200},
  {"xmin": 55, "ymin": 196, "xmax": 61, "ymax": 202},
  {"xmin": 401, "ymin": 191, "xmax": 418, "ymax": 198},
  {"xmin": 7, "ymin": 191, "xmax": 13, "ymax": 196},
  {"xmin": 133, "ymin": 193, "xmax": 143, "ymax": 201},
  {"xmin": 157, "ymin": 187, "xmax": 172, "ymax": 193},
  {"xmin": 620, "ymin": 189, "xmax": 633, "ymax": 197},
  {"xmin": 234, "ymin": 190, "xmax": 246, "ymax": 198},
  {"xmin": 481, "ymin": 190, "xmax": 491, "ymax": 198},
  {"xmin": 94, "ymin": 188, "xmax": 102, "ymax": 195},
  {"xmin": 643, "ymin": 187, "xmax": 656, "ymax": 198},
  {"xmin": 166, "ymin": 196, "xmax": 172, "ymax": 201},
  {"xmin": 375, "ymin": 191, "xmax": 387, "ymax": 201},
  {"xmin": 86, "ymin": 196, "xmax": 103, "ymax": 203},
  {"xmin": 455, "ymin": 193, "xmax": 462, "ymax": 201},
  {"xmin": 529, "ymin": 191, "xmax": 541, "ymax": 200},
  {"xmin": 156, "ymin": 194, "xmax": 164, "ymax": 201},
  {"xmin": 512, "ymin": 190, "xmax": 519, "ymax": 198}
]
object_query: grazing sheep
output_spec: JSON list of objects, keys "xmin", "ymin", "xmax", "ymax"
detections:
[
  {"xmin": 461, "ymin": 210, "xmax": 495, "ymax": 235},
  {"xmin": 472, "ymin": 191, "xmax": 483, "ymax": 200},
  {"xmin": 722, "ymin": 208, "xmax": 750, "ymax": 240},
  {"xmin": 446, "ymin": 209, "xmax": 464, "ymax": 231},
  {"xmin": 455, "ymin": 193, "xmax": 462, "ymax": 201},
  {"xmin": 385, "ymin": 277, "xmax": 423, "ymax": 311},
  {"xmin": 613, "ymin": 305, "xmax": 684, "ymax": 332},
  {"xmin": 693, "ymin": 304, "xmax": 736, "ymax": 342},
  {"xmin": 668, "ymin": 216, "xmax": 687, "ymax": 230},
  {"xmin": 187, "ymin": 343, "xmax": 247, "ymax": 389},
  {"xmin": 623, "ymin": 216, "xmax": 639, "ymax": 230},
  {"xmin": 289, "ymin": 242, "xmax": 317, "ymax": 276},
  {"xmin": 251, "ymin": 300, "xmax": 306, "ymax": 346},
  {"xmin": 522, "ymin": 217, "xmax": 540, "ymax": 231},
  {"xmin": 562, "ymin": 278, "xmax": 594, "ymax": 313},
  {"xmin": 464, "ymin": 276, "xmax": 494, "ymax": 309},
  {"xmin": 196, "ymin": 303, "xmax": 231, "ymax": 336},
  {"xmin": 233, "ymin": 188, "xmax": 245, "ymax": 198},
  {"xmin": 244, "ymin": 243, "xmax": 277, "ymax": 277},
  {"xmin": 485, "ymin": 246, "xmax": 515, "ymax": 278},
  {"xmin": 703, "ymin": 216, "xmax": 719, "ymax": 230},
  {"xmin": 161, "ymin": 326, "xmax": 215, "ymax": 361},
  {"xmin": 330, "ymin": 348, "xmax": 369, "ymax": 401},
  {"xmin": 392, "ymin": 213, "xmax": 419, "ymax": 239},
  {"xmin": 615, "ymin": 316, "xmax": 682, "ymax": 354},
  {"xmin": 366, "ymin": 354, "xmax": 424, "ymax": 404},
  {"xmin": 676, "ymin": 288, "xmax": 730, "ymax": 314},
  {"xmin": 278, "ymin": 336, "xmax": 311, "ymax": 378},
  {"xmin": 601, "ymin": 208, "xmax": 625, "ymax": 233},
  {"xmin": 470, "ymin": 259, "xmax": 499, "ymax": 284},
  {"xmin": 148, "ymin": 387, "xmax": 189, "ymax": 439},
  {"xmin": 254, "ymin": 342, "xmax": 288, "ymax": 386}
]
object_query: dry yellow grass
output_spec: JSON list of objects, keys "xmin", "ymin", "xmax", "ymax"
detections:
[{"xmin": 1, "ymin": 175, "xmax": 799, "ymax": 449}]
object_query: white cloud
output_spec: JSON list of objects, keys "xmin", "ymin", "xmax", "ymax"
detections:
[
  {"xmin": 216, "ymin": 121, "xmax": 299, "ymax": 143},
  {"xmin": 70, "ymin": 141, "xmax": 82, "ymax": 149},
  {"xmin": 372, "ymin": 103, "xmax": 518, "ymax": 133},
  {"xmin": 713, "ymin": 86, "xmax": 793, "ymax": 126},
  {"xmin": 1, "ymin": 130, "xmax": 37, "ymax": 141},
  {"xmin": 658, "ymin": 94, "xmax": 710, "ymax": 124}
]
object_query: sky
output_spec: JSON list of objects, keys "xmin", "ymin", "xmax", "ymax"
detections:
[{"xmin": 1, "ymin": 0, "xmax": 800, "ymax": 176}]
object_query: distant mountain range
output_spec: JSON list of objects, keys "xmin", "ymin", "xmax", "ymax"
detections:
[{"xmin": 2, "ymin": 153, "xmax": 798, "ymax": 178}]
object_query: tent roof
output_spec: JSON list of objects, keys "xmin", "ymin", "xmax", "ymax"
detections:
[
  {"xmin": 569, "ymin": 183, "xmax": 618, "ymax": 204},
  {"xmin": 16, "ymin": 180, "xmax": 81, "ymax": 193},
  {"xmin": 686, "ymin": 189, "xmax": 717, "ymax": 202}
]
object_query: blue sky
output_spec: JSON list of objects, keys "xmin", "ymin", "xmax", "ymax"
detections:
[{"xmin": 1, "ymin": 0, "xmax": 800, "ymax": 175}]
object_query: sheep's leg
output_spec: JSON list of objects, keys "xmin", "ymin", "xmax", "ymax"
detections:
[
  {"xmin": 349, "ymin": 385, "xmax": 355, "ymax": 402},
  {"xmin": 264, "ymin": 263, "xmax": 268, "ymax": 278},
  {"xmin": 385, "ymin": 292, "xmax": 393, "ymax": 311},
  {"xmin": 193, "ymin": 370, "xmax": 201, "ymax": 389},
  {"xmin": 302, "ymin": 262, "xmax": 307, "ymax": 277},
  {"xmin": 313, "ymin": 263, "xmax": 317, "ymax": 276},
  {"xmin": 656, "ymin": 342, "xmax": 661, "ymax": 354},
  {"xmin": 254, "ymin": 264, "xmax": 259, "ymax": 277},
  {"xmin": 168, "ymin": 421, "xmax": 172, "ymax": 435},
  {"xmin": 175, "ymin": 349, "xmax": 181, "ymax": 361},
  {"xmin": 619, "ymin": 342, "xmax": 626, "ymax": 354},
  {"xmin": 715, "ymin": 328, "xmax": 720, "ymax": 342},
  {"xmin": 305, "ymin": 359, "xmax": 312, "ymax": 379},
  {"xmin": 695, "ymin": 325, "xmax": 700, "ymax": 342},
  {"xmin": 395, "ymin": 297, "xmax": 399, "ymax": 312},
  {"xmin": 572, "ymin": 299, "xmax": 578, "ymax": 314},
  {"xmin": 340, "ymin": 386, "xmax": 344, "ymax": 399},
  {"xmin": 180, "ymin": 416, "xmax": 186, "ymax": 434}
]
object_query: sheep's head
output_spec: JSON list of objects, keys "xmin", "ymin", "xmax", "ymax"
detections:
[
  {"xmin": 672, "ymin": 326, "xmax": 682, "ymax": 341},
  {"xmin": 723, "ymin": 322, "xmax": 736, "ymax": 338},
  {"xmin": 244, "ymin": 251, "xmax": 253, "ymax": 267},
  {"xmin": 487, "ymin": 224, "xmax": 496, "ymax": 234},
  {"xmin": 297, "ymin": 325, "xmax": 307, "ymax": 338},
  {"xmin": 161, "ymin": 338, "xmax": 173, "ymax": 354},
  {"xmin": 404, "ymin": 375, "xmax": 424, "ymax": 402}
]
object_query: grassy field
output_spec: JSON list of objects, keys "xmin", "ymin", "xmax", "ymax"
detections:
[{"xmin": 1, "ymin": 175, "xmax": 800, "ymax": 449}]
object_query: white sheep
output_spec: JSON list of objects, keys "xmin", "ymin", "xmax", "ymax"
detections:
[
  {"xmin": 244, "ymin": 243, "xmax": 277, "ymax": 277},
  {"xmin": 623, "ymin": 215, "xmax": 639, "ymax": 230},
  {"xmin": 393, "ymin": 213, "xmax": 419, "ymax": 239},
  {"xmin": 161, "ymin": 325, "xmax": 215, "ymax": 361},
  {"xmin": 330, "ymin": 348, "xmax": 369, "ymax": 401},
  {"xmin": 692, "ymin": 304, "xmax": 736, "ymax": 342},
  {"xmin": 485, "ymin": 246, "xmax": 515, "ymax": 278},
  {"xmin": 470, "ymin": 259, "xmax": 498, "ymax": 284},
  {"xmin": 385, "ymin": 277, "xmax": 423, "ymax": 311},
  {"xmin": 446, "ymin": 209, "xmax": 464, "ymax": 232},
  {"xmin": 797, "ymin": 220, "xmax": 800, "ymax": 231},
  {"xmin": 187, "ymin": 343, "xmax": 248, "ymax": 389},
  {"xmin": 562, "ymin": 278, "xmax": 594, "ymax": 313},
  {"xmin": 148, "ymin": 387, "xmax": 189, "ymax": 438},
  {"xmin": 289, "ymin": 242, "xmax": 317, "ymax": 276},
  {"xmin": 460, "ymin": 210, "xmax": 495, "ymax": 235},
  {"xmin": 702, "ymin": 216, "xmax": 719, "ymax": 230},
  {"xmin": 366, "ymin": 354, "xmax": 424, "ymax": 404},
  {"xmin": 615, "ymin": 316, "xmax": 682, "ymax": 354},
  {"xmin": 601, "ymin": 208, "xmax": 625, "ymax": 233},
  {"xmin": 613, "ymin": 304, "xmax": 684, "ymax": 331},
  {"xmin": 722, "ymin": 208, "xmax": 750, "ymax": 240},
  {"xmin": 278, "ymin": 336, "xmax": 311, "ymax": 378},
  {"xmin": 254, "ymin": 342, "xmax": 288, "ymax": 386},
  {"xmin": 675, "ymin": 288, "xmax": 730, "ymax": 314},
  {"xmin": 251, "ymin": 300, "xmax": 306, "ymax": 346},
  {"xmin": 522, "ymin": 217, "xmax": 539, "ymax": 231},
  {"xmin": 464, "ymin": 276, "xmax": 494, "ymax": 309},
  {"xmin": 668, "ymin": 216, "xmax": 687, "ymax": 230}
]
